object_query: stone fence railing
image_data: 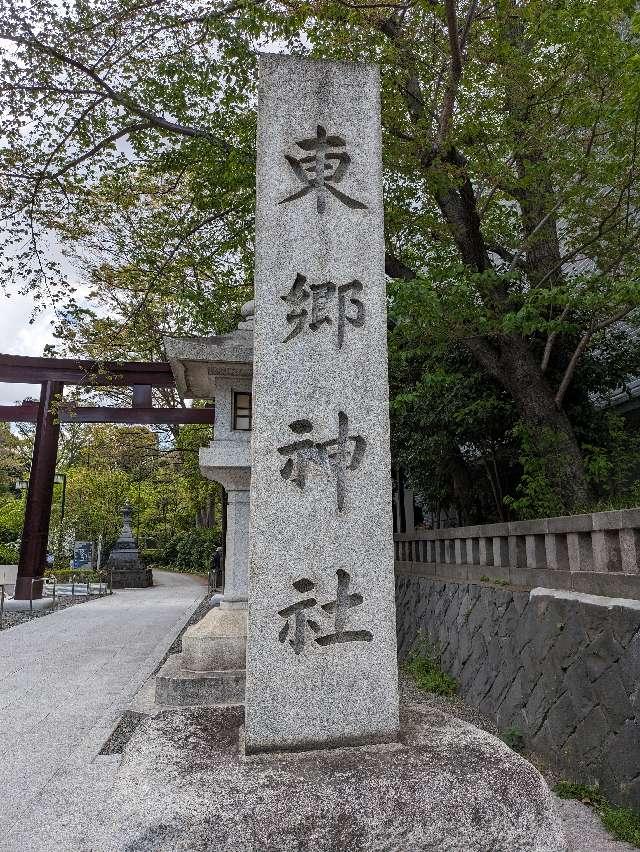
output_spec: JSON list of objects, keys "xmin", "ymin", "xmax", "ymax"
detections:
[{"xmin": 394, "ymin": 508, "xmax": 640, "ymax": 600}]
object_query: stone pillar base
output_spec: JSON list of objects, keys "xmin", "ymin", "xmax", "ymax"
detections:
[
  {"xmin": 4, "ymin": 596, "xmax": 55, "ymax": 612},
  {"xmin": 98, "ymin": 704, "xmax": 568, "ymax": 851},
  {"xmin": 182, "ymin": 604, "xmax": 247, "ymax": 672},
  {"xmin": 155, "ymin": 655, "xmax": 245, "ymax": 706},
  {"xmin": 154, "ymin": 604, "xmax": 247, "ymax": 707}
]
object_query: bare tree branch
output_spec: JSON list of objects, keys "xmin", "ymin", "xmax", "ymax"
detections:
[
  {"xmin": 49, "ymin": 122, "xmax": 153, "ymax": 179},
  {"xmin": 540, "ymin": 304, "xmax": 569, "ymax": 373},
  {"xmin": 0, "ymin": 84, "xmax": 102, "ymax": 97}
]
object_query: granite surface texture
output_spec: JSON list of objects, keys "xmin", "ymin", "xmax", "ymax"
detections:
[
  {"xmin": 396, "ymin": 575, "xmax": 640, "ymax": 808},
  {"xmin": 181, "ymin": 606, "xmax": 247, "ymax": 671},
  {"xmin": 154, "ymin": 654, "xmax": 246, "ymax": 706},
  {"xmin": 86, "ymin": 704, "xmax": 567, "ymax": 852},
  {"xmin": 245, "ymin": 55, "xmax": 399, "ymax": 752}
]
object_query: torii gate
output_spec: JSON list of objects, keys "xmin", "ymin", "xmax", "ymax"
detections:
[{"xmin": 0, "ymin": 354, "xmax": 214, "ymax": 600}]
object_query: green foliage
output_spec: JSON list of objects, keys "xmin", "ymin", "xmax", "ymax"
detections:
[
  {"xmin": 505, "ymin": 412, "xmax": 640, "ymax": 520},
  {"xmin": 50, "ymin": 569, "xmax": 104, "ymax": 583},
  {"xmin": 154, "ymin": 528, "xmax": 221, "ymax": 575},
  {"xmin": 0, "ymin": 497, "xmax": 25, "ymax": 545},
  {"xmin": 139, "ymin": 548, "xmax": 160, "ymax": 567},
  {"xmin": 404, "ymin": 636, "xmax": 458, "ymax": 697},
  {"xmin": 2, "ymin": 0, "xmax": 640, "ymax": 519},
  {"xmin": 554, "ymin": 783, "xmax": 640, "ymax": 848},
  {"xmin": 0, "ymin": 423, "xmax": 223, "ymax": 569},
  {"xmin": 501, "ymin": 727, "xmax": 525, "ymax": 753},
  {"xmin": 480, "ymin": 577, "xmax": 510, "ymax": 587},
  {"xmin": 504, "ymin": 424, "xmax": 573, "ymax": 520},
  {"xmin": 389, "ymin": 335, "xmax": 519, "ymax": 524},
  {"xmin": 0, "ymin": 542, "xmax": 19, "ymax": 563}
]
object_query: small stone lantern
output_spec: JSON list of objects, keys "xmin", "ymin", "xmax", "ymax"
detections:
[{"xmin": 157, "ymin": 301, "xmax": 253, "ymax": 704}]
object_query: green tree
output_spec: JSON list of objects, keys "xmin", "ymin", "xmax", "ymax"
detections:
[{"xmin": 2, "ymin": 0, "xmax": 640, "ymax": 513}]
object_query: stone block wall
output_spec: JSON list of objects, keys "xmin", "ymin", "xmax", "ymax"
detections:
[{"xmin": 396, "ymin": 575, "xmax": 640, "ymax": 809}]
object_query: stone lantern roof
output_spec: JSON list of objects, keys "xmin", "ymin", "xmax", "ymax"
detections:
[{"xmin": 165, "ymin": 301, "xmax": 254, "ymax": 401}]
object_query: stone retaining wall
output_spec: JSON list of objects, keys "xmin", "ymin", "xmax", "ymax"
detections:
[{"xmin": 396, "ymin": 574, "xmax": 640, "ymax": 809}]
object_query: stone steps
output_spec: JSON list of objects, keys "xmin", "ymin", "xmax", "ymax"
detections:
[{"xmin": 154, "ymin": 653, "xmax": 245, "ymax": 707}]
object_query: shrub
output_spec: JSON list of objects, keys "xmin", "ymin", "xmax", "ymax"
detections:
[
  {"xmin": 0, "ymin": 542, "xmax": 19, "ymax": 563},
  {"xmin": 403, "ymin": 635, "xmax": 458, "ymax": 696},
  {"xmin": 139, "ymin": 548, "xmax": 160, "ymax": 566},
  {"xmin": 50, "ymin": 569, "xmax": 104, "ymax": 583},
  {"xmin": 501, "ymin": 726, "xmax": 525, "ymax": 753},
  {"xmin": 156, "ymin": 528, "xmax": 221, "ymax": 575}
]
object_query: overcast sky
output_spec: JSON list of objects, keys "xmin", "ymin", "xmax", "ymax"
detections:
[{"xmin": 0, "ymin": 293, "xmax": 58, "ymax": 406}]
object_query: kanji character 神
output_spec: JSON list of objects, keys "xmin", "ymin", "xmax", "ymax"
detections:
[{"xmin": 278, "ymin": 412, "xmax": 366, "ymax": 511}]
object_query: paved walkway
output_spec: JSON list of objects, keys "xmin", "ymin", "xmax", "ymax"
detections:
[{"xmin": 0, "ymin": 570, "xmax": 205, "ymax": 850}]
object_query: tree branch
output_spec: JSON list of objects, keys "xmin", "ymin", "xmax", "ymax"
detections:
[
  {"xmin": 507, "ymin": 197, "xmax": 563, "ymax": 274},
  {"xmin": 438, "ymin": 0, "xmax": 464, "ymax": 146},
  {"xmin": 49, "ymin": 122, "xmax": 153, "ymax": 179},
  {"xmin": 463, "ymin": 335, "xmax": 503, "ymax": 379},
  {"xmin": 385, "ymin": 252, "xmax": 416, "ymax": 280},
  {"xmin": 554, "ymin": 305, "xmax": 636, "ymax": 407},
  {"xmin": 1, "ymin": 28, "xmax": 246, "ymax": 157},
  {"xmin": 540, "ymin": 304, "xmax": 569, "ymax": 373}
]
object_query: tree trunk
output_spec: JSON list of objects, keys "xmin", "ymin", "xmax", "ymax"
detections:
[
  {"xmin": 466, "ymin": 335, "xmax": 593, "ymax": 509},
  {"xmin": 379, "ymin": 5, "xmax": 594, "ymax": 514}
]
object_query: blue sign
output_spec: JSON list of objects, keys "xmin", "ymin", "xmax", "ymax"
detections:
[{"xmin": 73, "ymin": 541, "xmax": 92, "ymax": 569}]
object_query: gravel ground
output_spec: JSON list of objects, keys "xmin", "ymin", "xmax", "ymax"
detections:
[
  {"xmin": 0, "ymin": 594, "xmax": 92, "ymax": 631},
  {"xmin": 401, "ymin": 672, "xmax": 637, "ymax": 852}
]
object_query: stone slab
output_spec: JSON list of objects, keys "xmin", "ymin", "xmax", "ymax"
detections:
[
  {"xmin": 245, "ymin": 55, "xmax": 399, "ymax": 753},
  {"xmin": 530, "ymin": 586, "xmax": 640, "ymax": 611},
  {"xmin": 109, "ymin": 567, "xmax": 153, "ymax": 589},
  {"xmin": 181, "ymin": 605, "xmax": 247, "ymax": 672},
  {"xmin": 165, "ymin": 330, "xmax": 253, "ymax": 399},
  {"xmin": 154, "ymin": 654, "xmax": 245, "ymax": 706},
  {"xmin": 0, "ymin": 563, "xmax": 17, "ymax": 584},
  {"xmin": 87, "ymin": 704, "xmax": 567, "ymax": 851},
  {"xmin": 4, "ymin": 595, "xmax": 55, "ymax": 611}
]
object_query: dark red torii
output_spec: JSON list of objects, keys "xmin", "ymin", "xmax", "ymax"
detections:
[{"xmin": 0, "ymin": 354, "xmax": 213, "ymax": 600}]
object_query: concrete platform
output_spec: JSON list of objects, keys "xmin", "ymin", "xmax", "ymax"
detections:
[
  {"xmin": 155, "ymin": 653, "xmax": 245, "ymax": 706},
  {"xmin": 3, "ymin": 595, "xmax": 55, "ymax": 611}
]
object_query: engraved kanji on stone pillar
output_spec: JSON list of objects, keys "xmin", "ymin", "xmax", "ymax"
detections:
[{"xmin": 245, "ymin": 54, "xmax": 399, "ymax": 754}]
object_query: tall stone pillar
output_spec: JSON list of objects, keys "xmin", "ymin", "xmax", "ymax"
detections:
[{"xmin": 244, "ymin": 55, "xmax": 399, "ymax": 753}]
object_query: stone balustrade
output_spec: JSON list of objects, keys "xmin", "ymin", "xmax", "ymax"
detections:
[{"xmin": 394, "ymin": 508, "xmax": 640, "ymax": 599}]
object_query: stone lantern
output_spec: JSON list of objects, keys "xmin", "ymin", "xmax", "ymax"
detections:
[
  {"xmin": 106, "ymin": 504, "xmax": 153, "ymax": 588},
  {"xmin": 155, "ymin": 301, "xmax": 253, "ymax": 705}
]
